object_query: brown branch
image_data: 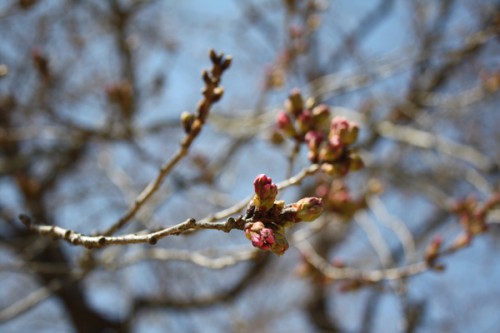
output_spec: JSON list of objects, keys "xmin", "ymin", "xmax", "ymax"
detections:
[
  {"xmin": 102, "ymin": 50, "xmax": 232, "ymax": 236},
  {"xmin": 19, "ymin": 164, "xmax": 321, "ymax": 249},
  {"xmin": 19, "ymin": 214, "xmax": 244, "ymax": 249}
]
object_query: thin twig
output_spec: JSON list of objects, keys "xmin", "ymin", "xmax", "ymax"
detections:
[
  {"xmin": 296, "ymin": 240, "xmax": 427, "ymax": 282},
  {"xmin": 102, "ymin": 50, "xmax": 232, "ymax": 236}
]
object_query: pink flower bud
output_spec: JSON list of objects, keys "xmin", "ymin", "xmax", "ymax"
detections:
[
  {"xmin": 296, "ymin": 109, "xmax": 313, "ymax": 133},
  {"xmin": 253, "ymin": 174, "xmax": 278, "ymax": 210},
  {"xmin": 319, "ymin": 142, "xmax": 343, "ymax": 163},
  {"xmin": 293, "ymin": 197, "xmax": 323, "ymax": 222},
  {"xmin": 305, "ymin": 131, "xmax": 324, "ymax": 150},
  {"xmin": 330, "ymin": 116, "xmax": 359, "ymax": 145},
  {"xmin": 245, "ymin": 222, "xmax": 275, "ymax": 251},
  {"xmin": 276, "ymin": 111, "xmax": 296, "ymax": 137}
]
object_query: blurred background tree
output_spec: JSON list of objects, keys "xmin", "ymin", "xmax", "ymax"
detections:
[{"xmin": 1, "ymin": 0, "xmax": 500, "ymax": 332}]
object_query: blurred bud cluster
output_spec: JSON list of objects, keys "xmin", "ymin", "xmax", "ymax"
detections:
[{"xmin": 274, "ymin": 88, "xmax": 364, "ymax": 176}]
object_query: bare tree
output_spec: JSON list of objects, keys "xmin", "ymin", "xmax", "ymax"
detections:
[{"xmin": 1, "ymin": 1, "xmax": 500, "ymax": 332}]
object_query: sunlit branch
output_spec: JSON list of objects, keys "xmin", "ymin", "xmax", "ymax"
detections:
[
  {"xmin": 19, "ymin": 164, "xmax": 321, "ymax": 248},
  {"xmin": 19, "ymin": 214, "xmax": 243, "ymax": 249},
  {"xmin": 102, "ymin": 50, "xmax": 232, "ymax": 236}
]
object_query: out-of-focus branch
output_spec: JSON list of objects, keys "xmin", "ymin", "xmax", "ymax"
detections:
[
  {"xmin": 0, "ymin": 279, "xmax": 63, "ymax": 323},
  {"xmin": 132, "ymin": 251, "xmax": 270, "ymax": 311},
  {"xmin": 376, "ymin": 120, "xmax": 495, "ymax": 171},
  {"xmin": 104, "ymin": 248, "xmax": 258, "ymax": 270},
  {"xmin": 368, "ymin": 196, "xmax": 417, "ymax": 264},
  {"xmin": 297, "ymin": 241, "xmax": 426, "ymax": 282},
  {"xmin": 355, "ymin": 211, "xmax": 395, "ymax": 268}
]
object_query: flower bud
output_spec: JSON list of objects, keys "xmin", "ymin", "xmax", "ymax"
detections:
[
  {"xmin": 211, "ymin": 87, "xmax": 224, "ymax": 102},
  {"xmin": 330, "ymin": 116, "xmax": 359, "ymax": 145},
  {"xmin": 270, "ymin": 226, "xmax": 289, "ymax": 255},
  {"xmin": 296, "ymin": 109, "xmax": 313, "ymax": 133},
  {"xmin": 320, "ymin": 162, "xmax": 349, "ymax": 176},
  {"xmin": 269, "ymin": 128, "xmax": 285, "ymax": 145},
  {"xmin": 305, "ymin": 131, "xmax": 324, "ymax": 163},
  {"xmin": 253, "ymin": 174, "xmax": 278, "ymax": 210},
  {"xmin": 312, "ymin": 104, "xmax": 330, "ymax": 128},
  {"xmin": 348, "ymin": 152, "xmax": 364, "ymax": 172},
  {"xmin": 180, "ymin": 111, "xmax": 195, "ymax": 133},
  {"xmin": 285, "ymin": 88, "xmax": 304, "ymax": 116},
  {"xmin": 276, "ymin": 111, "xmax": 296, "ymax": 137},
  {"xmin": 319, "ymin": 142, "xmax": 343, "ymax": 163},
  {"xmin": 245, "ymin": 222, "xmax": 275, "ymax": 251},
  {"xmin": 305, "ymin": 130, "xmax": 324, "ymax": 150},
  {"xmin": 293, "ymin": 197, "xmax": 323, "ymax": 222},
  {"xmin": 425, "ymin": 235, "xmax": 442, "ymax": 265}
]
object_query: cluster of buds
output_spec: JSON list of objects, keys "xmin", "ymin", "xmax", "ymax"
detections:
[
  {"xmin": 450, "ymin": 194, "xmax": 500, "ymax": 236},
  {"xmin": 244, "ymin": 174, "xmax": 323, "ymax": 255},
  {"xmin": 424, "ymin": 193, "xmax": 500, "ymax": 269},
  {"xmin": 275, "ymin": 88, "xmax": 363, "ymax": 176},
  {"xmin": 446, "ymin": 194, "xmax": 500, "ymax": 249},
  {"xmin": 315, "ymin": 179, "xmax": 367, "ymax": 220}
]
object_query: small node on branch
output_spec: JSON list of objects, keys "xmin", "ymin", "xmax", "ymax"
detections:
[
  {"xmin": 19, "ymin": 214, "xmax": 32, "ymax": 227},
  {"xmin": 180, "ymin": 111, "xmax": 195, "ymax": 133},
  {"xmin": 148, "ymin": 236, "xmax": 158, "ymax": 245},
  {"xmin": 98, "ymin": 237, "xmax": 106, "ymax": 246},
  {"xmin": 211, "ymin": 87, "xmax": 224, "ymax": 102}
]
